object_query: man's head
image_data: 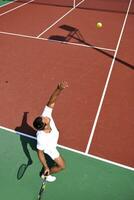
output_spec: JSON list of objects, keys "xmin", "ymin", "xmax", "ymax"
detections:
[{"xmin": 33, "ymin": 116, "xmax": 50, "ymax": 130}]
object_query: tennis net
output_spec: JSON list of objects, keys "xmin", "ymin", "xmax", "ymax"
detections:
[
  {"xmin": 15, "ymin": 0, "xmax": 134, "ymax": 13},
  {"xmin": 15, "ymin": 0, "xmax": 77, "ymax": 8},
  {"xmin": 75, "ymin": 0, "xmax": 133, "ymax": 14}
]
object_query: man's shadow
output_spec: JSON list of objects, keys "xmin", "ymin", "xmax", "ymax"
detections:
[{"xmin": 15, "ymin": 112, "xmax": 56, "ymax": 180}]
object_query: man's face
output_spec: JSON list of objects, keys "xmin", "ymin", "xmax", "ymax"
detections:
[{"xmin": 42, "ymin": 116, "xmax": 51, "ymax": 126}]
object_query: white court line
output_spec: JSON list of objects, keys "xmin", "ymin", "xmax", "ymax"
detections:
[
  {"xmin": 0, "ymin": 0, "xmax": 34, "ymax": 17},
  {"xmin": 0, "ymin": 30, "xmax": 43, "ymax": 39},
  {"xmin": 37, "ymin": 7, "xmax": 76, "ymax": 38},
  {"xmin": 85, "ymin": 0, "xmax": 133, "ymax": 154},
  {"xmin": 43, "ymin": 37, "xmax": 116, "ymax": 52},
  {"xmin": 0, "ymin": 0, "xmax": 17, "ymax": 8},
  {"xmin": 0, "ymin": 30, "xmax": 116, "ymax": 52},
  {"xmin": 0, "ymin": 125, "xmax": 134, "ymax": 171},
  {"xmin": 37, "ymin": 0, "xmax": 85, "ymax": 38}
]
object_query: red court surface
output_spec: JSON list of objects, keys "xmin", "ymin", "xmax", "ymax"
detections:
[
  {"xmin": 42, "ymin": 8, "xmax": 126, "ymax": 49},
  {"xmin": 0, "ymin": 33, "xmax": 114, "ymax": 150},
  {"xmin": 0, "ymin": 0, "xmax": 130, "ymax": 49},
  {"xmin": 0, "ymin": 0, "xmax": 134, "ymax": 170},
  {"xmin": 90, "ymin": 12, "xmax": 134, "ymax": 168},
  {"xmin": 0, "ymin": 3, "xmax": 70, "ymax": 36}
]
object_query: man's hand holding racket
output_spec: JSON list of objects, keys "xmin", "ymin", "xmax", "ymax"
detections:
[{"xmin": 44, "ymin": 167, "xmax": 50, "ymax": 177}]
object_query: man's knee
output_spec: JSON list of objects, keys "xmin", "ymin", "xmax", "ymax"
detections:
[
  {"xmin": 55, "ymin": 156, "xmax": 65, "ymax": 170},
  {"xmin": 60, "ymin": 162, "xmax": 65, "ymax": 170}
]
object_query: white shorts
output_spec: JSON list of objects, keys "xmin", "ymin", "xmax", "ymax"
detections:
[{"xmin": 45, "ymin": 148, "xmax": 60, "ymax": 160}]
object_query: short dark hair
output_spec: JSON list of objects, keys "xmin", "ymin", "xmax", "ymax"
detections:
[{"xmin": 33, "ymin": 116, "xmax": 45, "ymax": 130}]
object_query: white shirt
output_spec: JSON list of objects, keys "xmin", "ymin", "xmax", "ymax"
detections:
[{"xmin": 36, "ymin": 106, "xmax": 59, "ymax": 153}]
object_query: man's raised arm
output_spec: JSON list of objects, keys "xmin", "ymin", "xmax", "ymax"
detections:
[{"xmin": 47, "ymin": 81, "xmax": 68, "ymax": 109}]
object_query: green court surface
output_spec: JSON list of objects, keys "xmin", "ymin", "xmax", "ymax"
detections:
[
  {"xmin": 0, "ymin": 0, "xmax": 13, "ymax": 6},
  {"xmin": 0, "ymin": 128, "xmax": 134, "ymax": 200}
]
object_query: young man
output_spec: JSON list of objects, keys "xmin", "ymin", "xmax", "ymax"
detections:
[{"xmin": 33, "ymin": 81, "xmax": 68, "ymax": 182}]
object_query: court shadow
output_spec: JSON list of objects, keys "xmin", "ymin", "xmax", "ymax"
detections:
[
  {"xmin": 49, "ymin": 24, "xmax": 134, "ymax": 70},
  {"xmin": 15, "ymin": 112, "xmax": 37, "ymax": 180},
  {"xmin": 49, "ymin": 25, "xmax": 85, "ymax": 43},
  {"xmin": 17, "ymin": 162, "xmax": 32, "ymax": 180},
  {"xmin": 15, "ymin": 112, "xmax": 56, "ymax": 180},
  {"xmin": 49, "ymin": 35, "xmax": 67, "ymax": 41}
]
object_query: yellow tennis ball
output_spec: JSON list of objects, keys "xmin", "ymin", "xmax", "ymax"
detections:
[{"xmin": 96, "ymin": 22, "xmax": 102, "ymax": 28}]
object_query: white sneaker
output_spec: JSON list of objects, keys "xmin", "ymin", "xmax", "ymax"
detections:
[
  {"xmin": 41, "ymin": 174, "xmax": 56, "ymax": 182},
  {"xmin": 46, "ymin": 175, "xmax": 56, "ymax": 182}
]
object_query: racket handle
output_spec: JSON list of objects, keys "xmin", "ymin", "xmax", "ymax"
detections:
[{"xmin": 41, "ymin": 172, "xmax": 48, "ymax": 179}]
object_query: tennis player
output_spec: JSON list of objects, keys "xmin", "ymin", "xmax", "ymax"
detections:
[{"xmin": 33, "ymin": 81, "xmax": 68, "ymax": 182}]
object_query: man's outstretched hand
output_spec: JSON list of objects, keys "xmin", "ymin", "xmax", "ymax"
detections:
[{"xmin": 58, "ymin": 81, "xmax": 68, "ymax": 90}]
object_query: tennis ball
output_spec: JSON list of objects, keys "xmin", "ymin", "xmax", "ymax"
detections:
[{"xmin": 96, "ymin": 22, "xmax": 102, "ymax": 28}]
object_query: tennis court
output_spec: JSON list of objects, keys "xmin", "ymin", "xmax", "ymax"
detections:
[{"xmin": 0, "ymin": 0, "xmax": 134, "ymax": 199}]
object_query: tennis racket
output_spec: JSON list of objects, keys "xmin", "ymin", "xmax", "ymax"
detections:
[{"xmin": 37, "ymin": 174, "xmax": 48, "ymax": 200}]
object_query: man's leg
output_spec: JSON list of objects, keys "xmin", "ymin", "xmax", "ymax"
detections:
[{"xmin": 50, "ymin": 155, "xmax": 65, "ymax": 174}]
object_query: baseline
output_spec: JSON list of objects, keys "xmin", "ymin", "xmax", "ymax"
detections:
[{"xmin": 0, "ymin": 125, "xmax": 133, "ymax": 172}]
